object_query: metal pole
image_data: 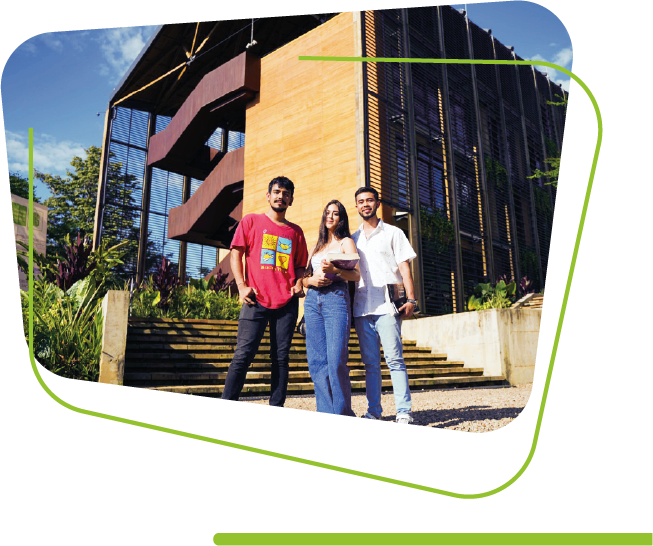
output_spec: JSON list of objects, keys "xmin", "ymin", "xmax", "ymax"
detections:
[
  {"xmin": 178, "ymin": 174, "xmax": 191, "ymax": 284},
  {"xmin": 92, "ymin": 107, "xmax": 115, "ymax": 250},
  {"xmin": 437, "ymin": 6, "xmax": 466, "ymax": 312},
  {"xmin": 400, "ymin": 8, "xmax": 425, "ymax": 308},
  {"xmin": 491, "ymin": 36, "xmax": 521, "ymax": 283},
  {"xmin": 464, "ymin": 11, "xmax": 495, "ymax": 281},
  {"xmin": 136, "ymin": 113, "xmax": 157, "ymax": 285},
  {"xmin": 513, "ymin": 52, "xmax": 543, "ymax": 287},
  {"xmin": 221, "ymin": 125, "xmax": 230, "ymax": 152}
]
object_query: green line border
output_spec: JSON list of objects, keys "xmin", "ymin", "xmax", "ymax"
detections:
[
  {"xmin": 26, "ymin": 57, "xmax": 601, "ymax": 501},
  {"xmin": 213, "ymin": 533, "xmax": 652, "ymax": 545}
]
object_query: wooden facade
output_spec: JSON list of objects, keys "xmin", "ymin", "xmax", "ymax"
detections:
[{"xmin": 243, "ymin": 13, "xmax": 363, "ymax": 252}]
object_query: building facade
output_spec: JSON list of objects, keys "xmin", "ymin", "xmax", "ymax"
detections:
[{"xmin": 93, "ymin": 6, "xmax": 566, "ymax": 315}]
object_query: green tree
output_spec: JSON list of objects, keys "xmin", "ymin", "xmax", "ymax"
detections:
[
  {"xmin": 35, "ymin": 146, "xmax": 151, "ymax": 279},
  {"xmin": 37, "ymin": 146, "xmax": 103, "ymax": 256},
  {"xmin": 9, "ymin": 171, "xmax": 39, "ymax": 202}
]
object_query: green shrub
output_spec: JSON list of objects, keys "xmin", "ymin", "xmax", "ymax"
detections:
[
  {"xmin": 130, "ymin": 281, "xmax": 241, "ymax": 320},
  {"xmin": 22, "ymin": 277, "xmax": 104, "ymax": 381},
  {"xmin": 467, "ymin": 279, "xmax": 517, "ymax": 311},
  {"xmin": 20, "ymin": 236, "xmax": 128, "ymax": 381},
  {"xmin": 168, "ymin": 285, "xmax": 241, "ymax": 320}
]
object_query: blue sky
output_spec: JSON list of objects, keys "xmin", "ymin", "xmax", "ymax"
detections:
[{"xmin": 1, "ymin": 1, "xmax": 571, "ymax": 201}]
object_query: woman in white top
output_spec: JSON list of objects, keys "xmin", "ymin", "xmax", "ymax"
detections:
[{"xmin": 301, "ymin": 200, "xmax": 360, "ymax": 416}]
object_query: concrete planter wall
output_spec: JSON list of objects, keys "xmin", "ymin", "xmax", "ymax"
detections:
[
  {"xmin": 98, "ymin": 290, "xmax": 130, "ymax": 385},
  {"xmin": 401, "ymin": 308, "xmax": 542, "ymax": 385}
]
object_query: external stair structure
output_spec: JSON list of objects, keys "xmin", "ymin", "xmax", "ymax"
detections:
[
  {"xmin": 124, "ymin": 318, "xmax": 508, "ymax": 396},
  {"xmin": 147, "ymin": 51, "xmax": 260, "ymax": 248}
]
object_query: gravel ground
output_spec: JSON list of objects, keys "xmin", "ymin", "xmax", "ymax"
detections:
[{"xmin": 248, "ymin": 383, "xmax": 533, "ymax": 432}]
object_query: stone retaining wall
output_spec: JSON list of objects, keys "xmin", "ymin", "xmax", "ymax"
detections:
[{"xmin": 401, "ymin": 309, "xmax": 542, "ymax": 385}]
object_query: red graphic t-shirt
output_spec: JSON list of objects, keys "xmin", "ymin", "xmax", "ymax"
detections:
[{"xmin": 230, "ymin": 213, "xmax": 308, "ymax": 309}]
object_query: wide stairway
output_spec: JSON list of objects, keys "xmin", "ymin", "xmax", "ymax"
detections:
[{"xmin": 124, "ymin": 318, "xmax": 507, "ymax": 396}]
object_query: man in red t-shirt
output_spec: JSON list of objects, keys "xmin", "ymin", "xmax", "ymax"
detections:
[{"xmin": 221, "ymin": 176, "xmax": 308, "ymax": 406}]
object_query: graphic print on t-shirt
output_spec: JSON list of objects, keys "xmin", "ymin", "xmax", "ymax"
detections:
[{"xmin": 260, "ymin": 233, "xmax": 292, "ymax": 270}]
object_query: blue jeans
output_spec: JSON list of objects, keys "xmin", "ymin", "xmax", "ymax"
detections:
[
  {"xmin": 354, "ymin": 314, "xmax": 412, "ymax": 418},
  {"xmin": 304, "ymin": 283, "xmax": 355, "ymax": 416}
]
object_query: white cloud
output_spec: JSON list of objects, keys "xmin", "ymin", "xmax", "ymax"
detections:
[
  {"xmin": 96, "ymin": 26, "xmax": 157, "ymax": 83},
  {"xmin": 528, "ymin": 47, "xmax": 573, "ymax": 92},
  {"xmin": 40, "ymin": 33, "xmax": 64, "ymax": 52},
  {"xmin": 20, "ymin": 41, "xmax": 37, "ymax": 54},
  {"xmin": 552, "ymin": 47, "xmax": 573, "ymax": 67},
  {"xmin": 17, "ymin": 30, "xmax": 89, "ymax": 55},
  {"xmin": 5, "ymin": 130, "xmax": 87, "ymax": 176}
]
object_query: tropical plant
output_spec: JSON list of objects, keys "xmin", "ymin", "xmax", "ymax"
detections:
[
  {"xmin": 48, "ymin": 232, "xmax": 94, "ymax": 291},
  {"xmin": 16, "ymin": 239, "xmax": 29, "ymax": 275},
  {"xmin": 129, "ymin": 280, "xmax": 241, "ymax": 320},
  {"xmin": 210, "ymin": 269, "xmax": 230, "ymax": 292},
  {"xmin": 167, "ymin": 286, "xmax": 241, "ymax": 320},
  {"xmin": 467, "ymin": 279, "xmax": 517, "ymax": 311},
  {"xmin": 151, "ymin": 257, "xmax": 182, "ymax": 310},
  {"xmin": 518, "ymin": 276, "xmax": 534, "ymax": 297},
  {"xmin": 189, "ymin": 270, "xmax": 231, "ymax": 293},
  {"xmin": 130, "ymin": 282, "xmax": 162, "ymax": 318},
  {"xmin": 22, "ymin": 276, "xmax": 104, "ymax": 381},
  {"xmin": 20, "ymin": 233, "xmax": 128, "ymax": 381}
]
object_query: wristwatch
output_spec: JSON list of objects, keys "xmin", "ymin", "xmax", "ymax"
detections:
[{"xmin": 406, "ymin": 298, "xmax": 420, "ymax": 313}]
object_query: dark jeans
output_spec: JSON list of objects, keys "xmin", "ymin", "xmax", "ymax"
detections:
[{"xmin": 221, "ymin": 296, "xmax": 299, "ymax": 406}]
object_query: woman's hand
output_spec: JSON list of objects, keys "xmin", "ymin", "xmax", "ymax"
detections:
[
  {"xmin": 307, "ymin": 272, "xmax": 332, "ymax": 287},
  {"xmin": 320, "ymin": 258, "xmax": 339, "ymax": 275}
]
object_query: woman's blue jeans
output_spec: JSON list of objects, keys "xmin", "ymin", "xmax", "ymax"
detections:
[{"xmin": 304, "ymin": 283, "xmax": 355, "ymax": 416}]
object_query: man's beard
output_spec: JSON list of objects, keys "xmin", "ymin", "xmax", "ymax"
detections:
[
  {"xmin": 358, "ymin": 207, "xmax": 377, "ymax": 220},
  {"xmin": 271, "ymin": 203, "xmax": 287, "ymax": 213}
]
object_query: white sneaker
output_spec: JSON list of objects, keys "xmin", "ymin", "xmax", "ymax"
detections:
[
  {"xmin": 361, "ymin": 412, "xmax": 378, "ymax": 420},
  {"xmin": 396, "ymin": 414, "xmax": 414, "ymax": 424}
]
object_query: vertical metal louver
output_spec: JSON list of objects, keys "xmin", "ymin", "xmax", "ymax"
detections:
[
  {"xmin": 470, "ymin": 22, "xmax": 518, "ymax": 283},
  {"xmin": 405, "ymin": 6, "xmax": 457, "ymax": 315},
  {"xmin": 440, "ymin": 7, "xmax": 488, "ymax": 298},
  {"xmin": 361, "ymin": 6, "xmax": 566, "ymax": 313},
  {"xmin": 103, "ymin": 106, "xmax": 150, "ymax": 279},
  {"xmin": 362, "ymin": 9, "xmax": 412, "ymax": 212}
]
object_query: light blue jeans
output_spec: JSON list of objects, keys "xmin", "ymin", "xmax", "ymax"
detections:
[
  {"xmin": 304, "ymin": 283, "xmax": 355, "ymax": 416},
  {"xmin": 354, "ymin": 314, "xmax": 412, "ymax": 418}
]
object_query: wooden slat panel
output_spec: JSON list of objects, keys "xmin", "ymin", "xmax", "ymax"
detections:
[{"xmin": 244, "ymin": 13, "xmax": 361, "ymax": 253}]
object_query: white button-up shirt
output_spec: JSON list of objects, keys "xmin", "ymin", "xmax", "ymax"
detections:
[{"xmin": 352, "ymin": 219, "xmax": 417, "ymax": 317}]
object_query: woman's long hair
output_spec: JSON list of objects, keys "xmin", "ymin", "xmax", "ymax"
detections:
[{"xmin": 314, "ymin": 200, "xmax": 351, "ymax": 253}]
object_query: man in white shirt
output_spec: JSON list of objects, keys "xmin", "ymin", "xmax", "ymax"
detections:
[{"xmin": 351, "ymin": 187, "xmax": 418, "ymax": 424}]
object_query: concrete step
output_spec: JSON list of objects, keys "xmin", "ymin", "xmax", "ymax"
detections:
[
  {"xmin": 125, "ymin": 352, "xmax": 449, "ymax": 363},
  {"xmin": 124, "ymin": 342, "xmax": 429, "ymax": 353},
  {"xmin": 130, "ymin": 321, "xmax": 357, "ymax": 334},
  {"xmin": 129, "ymin": 318, "xmax": 239, "ymax": 326},
  {"xmin": 141, "ymin": 375, "xmax": 508, "ymax": 395},
  {"xmin": 126, "ymin": 333, "xmax": 417, "ymax": 347},
  {"xmin": 124, "ymin": 360, "xmax": 466, "ymax": 374},
  {"xmin": 128, "ymin": 328, "xmax": 364, "ymax": 340},
  {"xmin": 124, "ymin": 366, "xmax": 484, "ymax": 386}
]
